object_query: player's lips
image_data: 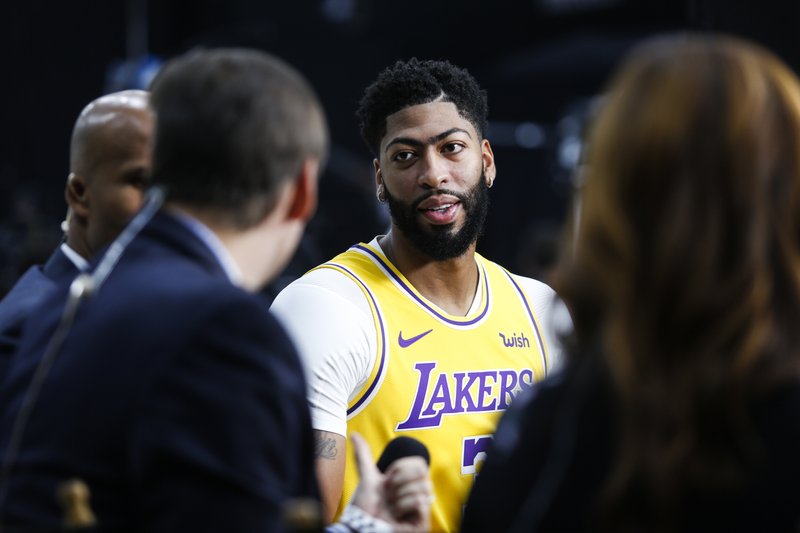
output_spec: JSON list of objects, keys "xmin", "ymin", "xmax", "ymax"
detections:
[{"xmin": 417, "ymin": 195, "xmax": 461, "ymax": 225}]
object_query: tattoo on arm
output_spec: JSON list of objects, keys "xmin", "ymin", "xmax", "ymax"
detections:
[{"xmin": 314, "ymin": 431, "xmax": 339, "ymax": 461}]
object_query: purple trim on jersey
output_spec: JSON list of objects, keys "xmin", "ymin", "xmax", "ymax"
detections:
[
  {"xmin": 352, "ymin": 244, "xmax": 490, "ymax": 326},
  {"xmin": 503, "ymin": 270, "xmax": 548, "ymax": 375},
  {"xmin": 332, "ymin": 262, "xmax": 388, "ymax": 417}
]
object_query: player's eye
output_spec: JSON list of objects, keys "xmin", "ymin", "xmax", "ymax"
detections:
[
  {"xmin": 442, "ymin": 142, "xmax": 464, "ymax": 154},
  {"xmin": 392, "ymin": 151, "xmax": 415, "ymax": 162}
]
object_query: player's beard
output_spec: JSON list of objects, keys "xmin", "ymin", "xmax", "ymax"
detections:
[{"xmin": 384, "ymin": 172, "xmax": 490, "ymax": 261}]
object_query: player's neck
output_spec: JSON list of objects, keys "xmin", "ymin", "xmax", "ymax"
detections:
[{"xmin": 379, "ymin": 232, "xmax": 479, "ymax": 316}]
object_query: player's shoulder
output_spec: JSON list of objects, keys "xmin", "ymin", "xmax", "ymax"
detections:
[
  {"xmin": 478, "ymin": 254, "xmax": 557, "ymax": 299},
  {"xmin": 506, "ymin": 273, "xmax": 571, "ymax": 330},
  {"xmin": 272, "ymin": 260, "xmax": 383, "ymax": 332},
  {"xmin": 510, "ymin": 273, "xmax": 557, "ymax": 299},
  {"xmin": 274, "ymin": 263, "xmax": 365, "ymax": 306},
  {"xmin": 273, "ymin": 239, "xmax": 383, "ymax": 307}
]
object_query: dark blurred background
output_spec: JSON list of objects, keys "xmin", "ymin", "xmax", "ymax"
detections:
[{"xmin": 2, "ymin": 0, "xmax": 798, "ymax": 296}]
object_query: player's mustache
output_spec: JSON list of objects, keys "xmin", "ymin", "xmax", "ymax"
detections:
[{"xmin": 411, "ymin": 189, "xmax": 468, "ymax": 210}]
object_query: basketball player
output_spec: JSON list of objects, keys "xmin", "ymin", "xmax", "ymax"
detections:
[{"xmin": 271, "ymin": 58, "xmax": 568, "ymax": 532}]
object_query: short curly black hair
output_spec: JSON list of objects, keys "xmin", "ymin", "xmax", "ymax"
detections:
[{"xmin": 356, "ymin": 58, "xmax": 489, "ymax": 157}]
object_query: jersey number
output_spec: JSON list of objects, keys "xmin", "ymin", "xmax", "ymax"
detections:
[{"xmin": 461, "ymin": 435, "xmax": 493, "ymax": 475}]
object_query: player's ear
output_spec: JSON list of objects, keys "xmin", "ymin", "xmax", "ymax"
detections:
[
  {"xmin": 374, "ymin": 159, "xmax": 386, "ymax": 203},
  {"xmin": 286, "ymin": 158, "xmax": 319, "ymax": 222},
  {"xmin": 374, "ymin": 159, "xmax": 383, "ymax": 186},
  {"xmin": 65, "ymin": 173, "xmax": 90, "ymax": 220},
  {"xmin": 481, "ymin": 139, "xmax": 496, "ymax": 188}
]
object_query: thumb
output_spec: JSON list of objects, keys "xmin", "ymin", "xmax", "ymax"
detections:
[{"xmin": 350, "ymin": 432, "xmax": 377, "ymax": 480}]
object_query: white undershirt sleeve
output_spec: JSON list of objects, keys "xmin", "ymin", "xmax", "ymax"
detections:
[
  {"xmin": 516, "ymin": 276, "xmax": 573, "ymax": 374},
  {"xmin": 270, "ymin": 268, "xmax": 377, "ymax": 437}
]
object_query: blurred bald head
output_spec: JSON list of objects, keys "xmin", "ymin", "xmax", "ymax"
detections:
[{"xmin": 66, "ymin": 89, "xmax": 154, "ymax": 259}]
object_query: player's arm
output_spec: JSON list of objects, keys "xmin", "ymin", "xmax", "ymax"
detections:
[
  {"xmin": 314, "ymin": 429, "xmax": 347, "ymax": 523},
  {"xmin": 271, "ymin": 272, "xmax": 377, "ymax": 524}
]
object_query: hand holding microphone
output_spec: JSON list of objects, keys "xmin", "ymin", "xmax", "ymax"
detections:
[{"xmin": 347, "ymin": 433, "xmax": 432, "ymax": 533}]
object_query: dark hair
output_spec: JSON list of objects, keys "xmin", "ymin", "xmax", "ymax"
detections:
[
  {"xmin": 554, "ymin": 33, "xmax": 800, "ymax": 528},
  {"xmin": 356, "ymin": 58, "xmax": 488, "ymax": 156},
  {"xmin": 150, "ymin": 48, "xmax": 328, "ymax": 228}
]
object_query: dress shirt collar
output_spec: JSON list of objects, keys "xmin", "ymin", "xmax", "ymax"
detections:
[
  {"xmin": 166, "ymin": 209, "xmax": 243, "ymax": 286},
  {"xmin": 60, "ymin": 243, "xmax": 90, "ymax": 272}
]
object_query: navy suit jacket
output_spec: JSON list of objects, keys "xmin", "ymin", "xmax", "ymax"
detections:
[
  {"xmin": 0, "ymin": 247, "xmax": 79, "ymax": 380},
  {"xmin": 0, "ymin": 211, "xmax": 318, "ymax": 531}
]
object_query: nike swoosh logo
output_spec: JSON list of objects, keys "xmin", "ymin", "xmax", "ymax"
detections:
[{"xmin": 398, "ymin": 329, "xmax": 433, "ymax": 348}]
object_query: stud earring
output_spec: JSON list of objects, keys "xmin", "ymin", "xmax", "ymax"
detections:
[{"xmin": 61, "ymin": 209, "xmax": 71, "ymax": 233}]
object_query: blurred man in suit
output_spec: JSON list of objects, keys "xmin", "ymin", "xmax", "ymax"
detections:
[
  {"xmin": 0, "ymin": 48, "xmax": 430, "ymax": 532},
  {"xmin": 0, "ymin": 90, "xmax": 152, "ymax": 377}
]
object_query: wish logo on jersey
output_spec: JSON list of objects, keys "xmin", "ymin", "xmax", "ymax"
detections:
[
  {"xmin": 396, "ymin": 361, "xmax": 534, "ymax": 430},
  {"xmin": 499, "ymin": 331, "xmax": 530, "ymax": 348}
]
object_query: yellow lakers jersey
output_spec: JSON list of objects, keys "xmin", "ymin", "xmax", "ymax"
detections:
[{"xmin": 317, "ymin": 243, "xmax": 551, "ymax": 532}]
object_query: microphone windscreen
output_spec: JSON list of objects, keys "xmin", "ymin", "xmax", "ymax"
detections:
[{"xmin": 376, "ymin": 436, "xmax": 430, "ymax": 473}]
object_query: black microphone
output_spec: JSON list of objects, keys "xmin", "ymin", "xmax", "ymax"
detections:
[{"xmin": 376, "ymin": 437, "xmax": 430, "ymax": 473}]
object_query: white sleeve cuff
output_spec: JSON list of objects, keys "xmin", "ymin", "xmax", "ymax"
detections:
[{"xmin": 327, "ymin": 503, "xmax": 393, "ymax": 533}]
